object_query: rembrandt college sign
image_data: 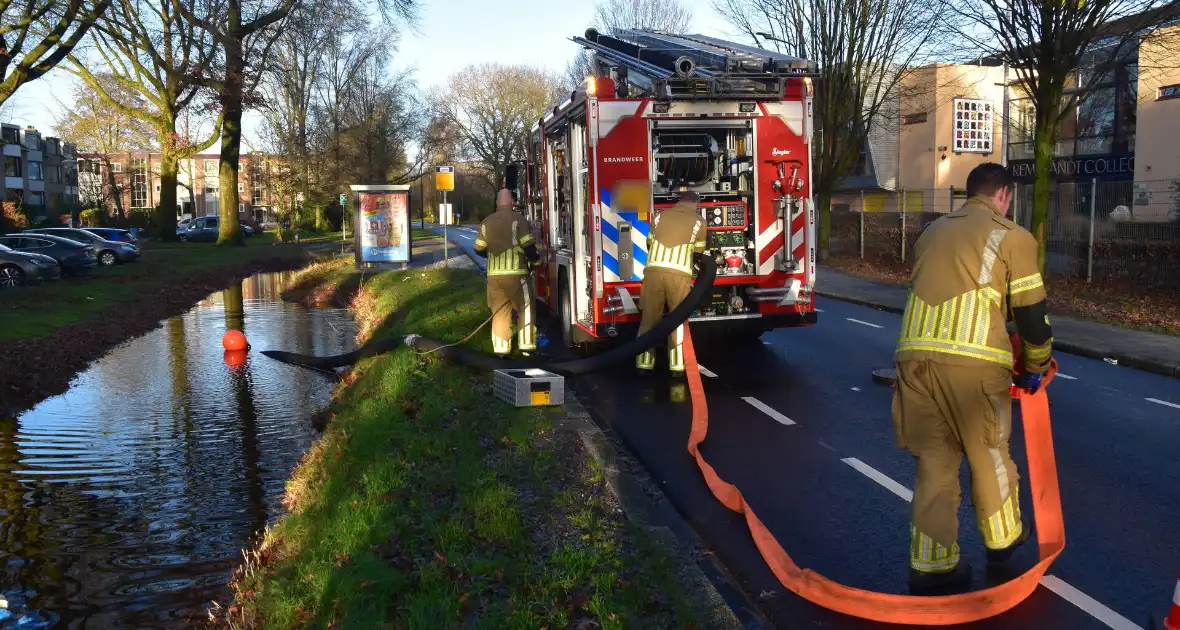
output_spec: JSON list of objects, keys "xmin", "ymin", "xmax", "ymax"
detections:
[{"xmin": 1008, "ymin": 154, "xmax": 1135, "ymax": 182}]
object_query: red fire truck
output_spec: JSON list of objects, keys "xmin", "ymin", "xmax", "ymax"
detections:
[{"xmin": 517, "ymin": 29, "xmax": 818, "ymax": 347}]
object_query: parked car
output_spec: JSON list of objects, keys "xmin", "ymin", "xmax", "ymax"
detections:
[
  {"xmin": 181, "ymin": 215, "xmax": 220, "ymax": 242},
  {"xmin": 25, "ymin": 227, "xmax": 140, "ymax": 265},
  {"xmin": 0, "ymin": 234, "xmax": 97, "ymax": 276},
  {"xmin": 83, "ymin": 227, "xmax": 137, "ymax": 245},
  {"xmin": 176, "ymin": 217, "xmax": 193, "ymax": 236},
  {"xmin": 0, "ymin": 243, "xmax": 61, "ymax": 288}
]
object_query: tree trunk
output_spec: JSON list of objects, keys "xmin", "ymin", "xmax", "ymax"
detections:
[
  {"xmin": 156, "ymin": 152, "xmax": 180, "ymax": 241},
  {"xmin": 1030, "ymin": 102, "xmax": 1057, "ymax": 276},
  {"xmin": 217, "ymin": 35, "xmax": 244, "ymax": 246},
  {"xmin": 816, "ymin": 186, "xmax": 832, "ymax": 262},
  {"xmin": 105, "ymin": 160, "xmax": 126, "ymax": 222}
]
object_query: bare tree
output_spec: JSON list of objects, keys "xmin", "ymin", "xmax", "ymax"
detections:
[
  {"xmin": 54, "ymin": 75, "xmax": 153, "ymax": 221},
  {"xmin": 435, "ymin": 63, "xmax": 565, "ymax": 194},
  {"xmin": 566, "ymin": 0, "xmax": 693, "ymax": 89},
  {"xmin": 176, "ymin": 0, "xmax": 297, "ymax": 245},
  {"xmin": 0, "ymin": 0, "xmax": 113, "ymax": 104},
  {"xmin": 955, "ymin": 0, "xmax": 1176, "ymax": 273},
  {"xmin": 715, "ymin": 0, "xmax": 957, "ymax": 259},
  {"xmin": 68, "ymin": 0, "xmax": 221, "ymax": 240}
]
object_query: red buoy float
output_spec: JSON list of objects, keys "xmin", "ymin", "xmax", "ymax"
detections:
[{"xmin": 223, "ymin": 329, "xmax": 248, "ymax": 351}]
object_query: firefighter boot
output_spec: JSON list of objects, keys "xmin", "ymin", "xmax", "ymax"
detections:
[
  {"xmin": 986, "ymin": 518, "xmax": 1032, "ymax": 565},
  {"xmin": 908, "ymin": 561, "xmax": 973, "ymax": 596}
]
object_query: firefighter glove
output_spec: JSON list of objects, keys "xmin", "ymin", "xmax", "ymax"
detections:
[{"xmin": 1013, "ymin": 371, "xmax": 1043, "ymax": 394}]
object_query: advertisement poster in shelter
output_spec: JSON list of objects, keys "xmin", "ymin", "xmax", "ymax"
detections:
[{"xmin": 358, "ymin": 191, "xmax": 410, "ymax": 263}]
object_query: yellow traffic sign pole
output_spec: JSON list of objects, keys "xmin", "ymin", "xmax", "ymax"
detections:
[{"xmin": 436, "ymin": 166, "xmax": 455, "ymax": 269}]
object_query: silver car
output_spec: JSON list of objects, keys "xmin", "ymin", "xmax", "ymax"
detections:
[{"xmin": 0, "ymin": 243, "xmax": 61, "ymax": 288}]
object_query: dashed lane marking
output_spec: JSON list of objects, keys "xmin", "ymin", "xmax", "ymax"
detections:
[
  {"xmin": 1039, "ymin": 577, "xmax": 1144, "ymax": 630},
  {"xmin": 840, "ymin": 458, "xmax": 913, "ymax": 502},
  {"xmin": 698, "ymin": 365, "xmax": 717, "ymax": 378},
  {"xmin": 1147, "ymin": 397, "xmax": 1180, "ymax": 409},
  {"xmin": 841, "ymin": 459, "xmax": 1142, "ymax": 629},
  {"xmin": 1056, "ymin": 373, "xmax": 1077, "ymax": 380},
  {"xmin": 741, "ymin": 397, "xmax": 795, "ymax": 426},
  {"xmin": 846, "ymin": 318, "xmax": 883, "ymax": 329}
]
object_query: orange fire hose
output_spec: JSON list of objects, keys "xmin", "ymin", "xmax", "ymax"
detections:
[{"xmin": 681, "ymin": 329, "xmax": 1064, "ymax": 625}]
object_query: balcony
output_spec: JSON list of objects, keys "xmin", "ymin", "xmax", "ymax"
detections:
[
  {"xmin": 5, "ymin": 176, "xmax": 21, "ymax": 189},
  {"xmin": 3, "ymin": 145, "xmax": 19, "ymax": 158}
]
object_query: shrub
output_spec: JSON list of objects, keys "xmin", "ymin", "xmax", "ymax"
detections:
[{"xmin": 80, "ymin": 208, "xmax": 105, "ymax": 227}]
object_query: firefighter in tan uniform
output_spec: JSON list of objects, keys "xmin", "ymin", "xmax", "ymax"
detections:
[
  {"xmin": 636, "ymin": 191, "xmax": 707, "ymax": 375},
  {"xmin": 473, "ymin": 188, "xmax": 540, "ymax": 356},
  {"xmin": 893, "ymin": 163, "xmax": 1053, "ymax": 595}
]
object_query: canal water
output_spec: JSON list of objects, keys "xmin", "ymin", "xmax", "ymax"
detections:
[{"xmin": 0, "ymin": 271, "xmax": 357, "ymax": 628}]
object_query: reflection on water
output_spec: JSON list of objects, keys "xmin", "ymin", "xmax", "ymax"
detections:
[{"xmin": 0, "ymin": 271, "xmax": 356, "ymax": 628}]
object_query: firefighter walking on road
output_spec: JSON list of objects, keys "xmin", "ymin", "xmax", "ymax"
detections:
[
  {"xmin": 474, "ymin": 188, "xmax": 540, "ymax": 357},
  {"xmin": 636, "ymin": 190, "xmax": 707, "ymax": 375},
  {"xmin": 892, "ymin": 163, "xmax": 1054, "ymax": 595}
]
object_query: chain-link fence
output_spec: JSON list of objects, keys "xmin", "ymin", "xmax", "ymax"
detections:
[{"xmin": 829, "ymin": 180, "xmax": 1180, "ymax": 289}]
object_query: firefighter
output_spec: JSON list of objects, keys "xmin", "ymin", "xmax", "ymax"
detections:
[
  {"xmin": 892, "ymin": 162, "xmax": 1053, "ymax": 595},
  {"xmin": 473, "ymin": 188, "xmax": 540, "ymax": 357},
  {"xmin": 636, "ymin": 190, "xmax": 707, "ymax": 375}
]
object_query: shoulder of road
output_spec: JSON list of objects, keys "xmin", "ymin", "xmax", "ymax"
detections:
[{"xmin": 817, "ymin": 265, "xmax": 1180, "ymax": 379}]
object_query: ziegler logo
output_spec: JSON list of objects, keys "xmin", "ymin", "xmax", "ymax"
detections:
[
  {"xmin": 771, "ymin": 148, "xmax": 792, "ymax": 156},
  {"xmin": 604, "ymin": 156, "xmax": 643, "ymax": 163}
]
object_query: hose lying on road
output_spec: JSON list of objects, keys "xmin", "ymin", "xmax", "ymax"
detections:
[{"xmin": 262, "ymin": 254, "xmax": 717, "ymax": 376}]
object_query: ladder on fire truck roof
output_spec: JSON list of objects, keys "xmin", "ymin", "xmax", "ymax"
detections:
[{"xmin": 570, "ymin": 29, "xmax": 818, "ymax": 100}]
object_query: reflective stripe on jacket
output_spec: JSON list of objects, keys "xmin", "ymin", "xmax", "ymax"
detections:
[
  {"xmin": 645, "ymin": 202, "xmax": 707, "ymax": 276},
  {"xmin": 477, "ymin": 208, "xmax": 535, "ymax": 277},
  {"xmin": 895, "ymin": 196, "xmax": 1049, "ymax": 370}
]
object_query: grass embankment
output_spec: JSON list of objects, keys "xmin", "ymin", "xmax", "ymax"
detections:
[
  {"xmin": 223, "ymin": 261, "xmax": 698, "ymax": 629},
  {"xmin": 0, "ymin": 235, "xmax": 306, "ymax": 342}
]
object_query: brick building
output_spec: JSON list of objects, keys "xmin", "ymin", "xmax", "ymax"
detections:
[{"xmin": 76, "ymin": 151, "xmax": 283, "ymax": 224}]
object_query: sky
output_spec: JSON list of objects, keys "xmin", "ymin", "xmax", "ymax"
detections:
[{"xmin": 3, "ymin": 0, "xmax": 738, "ymax": 149}]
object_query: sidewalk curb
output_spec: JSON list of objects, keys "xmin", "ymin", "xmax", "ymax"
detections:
[
  {"xmin": 556, "ymin": 395, "xmax": 770, "ymax": 630},
  {"xmin": 817, "ymin": 290, "xmax": 1180, "ymax": 379}
]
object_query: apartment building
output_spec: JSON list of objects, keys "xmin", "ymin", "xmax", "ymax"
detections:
[
  {"xmin": 1, "ymin": 124, "xmax": 80, "ymax": 224},
  {"xmin": 76, "ymin": 151, "xmax": 282, "ymax": 224},
  {"xmin": 833, "ymin": 19, "xmax": 1180, "ymax": 222}
]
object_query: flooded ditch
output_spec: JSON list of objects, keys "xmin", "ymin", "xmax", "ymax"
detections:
[{"xmin": 0, "ymin": 271, "xmax": 356, "ymax": 628}]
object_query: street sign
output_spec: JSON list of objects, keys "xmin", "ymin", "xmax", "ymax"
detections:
[
  {"xmin": 439, "ymin": 202, "xmax": 453, "ymax": 225},
  {"xmin": 435, "ymin": 165, "xmax": 455, "ymax": 192},
  {"xmin": 339, "ymin": 193, "xmax": 347, "ymax": 206}
]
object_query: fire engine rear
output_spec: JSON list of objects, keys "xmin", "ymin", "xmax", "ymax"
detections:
[{"xmin": 517, "ymin": 29, "xmax": 819, "ymax": 348}]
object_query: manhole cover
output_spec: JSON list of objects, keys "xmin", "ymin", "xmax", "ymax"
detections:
[{"xmin": 871, "ymin": 368, "xmax": 897, "ymax": 386}]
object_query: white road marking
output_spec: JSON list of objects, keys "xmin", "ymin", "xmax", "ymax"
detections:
[
  {"xmin": 839, "ymin": 460, "xmax": 1139, "ymax": 629},
  {"xmin": 840, "ymin": 458, "xmax": 913, "ymax": 502},
  {"xmin": 697, "ymin": 365, "xmax": 717, "ymax": 378},
  {"xmin": 815, "ymin": 308, "xmax": 824, "ymax": 312},
  {"xmin": 1147, "ymin": 397, "xmax": 1180, "ymax": 409},
  {"xmin": 1039, "ymin": 576, "xmax": 1144, "ymax": 630},
  {"xmin": 846, "ymin": 318, "xmax": 883, "ymax": 329},
  {"xmin": 1056, "ymin": 373, "xmax": 1077, "ymax": 380},
  {"xmin": 851, "ymin": 387, "xmax": 861, "ymax": 392},
  {"xmin": 741, "ymin": 397, "xmax": 795, "ymax": 425}
]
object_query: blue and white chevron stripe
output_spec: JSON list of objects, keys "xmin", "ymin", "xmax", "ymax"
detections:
[{"xmin": 599, "ymin": 186, "xmax": 650, "ymax": 282}]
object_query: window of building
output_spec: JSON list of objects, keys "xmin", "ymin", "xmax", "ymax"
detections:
[
  {"xmin": 4, "ymin": 156, "xmax": 21, "ymax": 178},
  {"xmin": 204, "ymin": 160, "xmax": 220, "ymax": 194},
  {"xmin": 111, "ymin": 162, "xmax": 124, "ymax": 173},
  {"xmin": 251, "ymin": 164, "xmax": 264, "ymax": 205},
  {"xmin": 1, "ymin": 127, "xmax": 18, "ymax": 145},
  {"xmin": 27, "ymin": 191, "xmax": 44, "ymax": 206},
  {"xmin": 47, "ymin": 164, "xmax": 61, "ymax": 183},
  {"xmin": 28, "ymin": 161, "xmax": 43, "ymax": 181},
  {"xmin": 1007, "ymin": 57, "xmax": 1138, "ymax": 161},
  {"xmin": 22, "ymin": 133, "xmax": 40, "ymax": 151},
  {"xmin": 130, "ymin": 157, "xmax": 148, "ymax": 208}
]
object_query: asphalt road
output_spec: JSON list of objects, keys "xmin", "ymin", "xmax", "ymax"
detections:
[
  {"xmin": 424, "ymin": 223, "xmax": 483, "ymax": 271},
  {"xmin": 430, "ymin": 225, "xmax": 1180, "ymax": 629}
]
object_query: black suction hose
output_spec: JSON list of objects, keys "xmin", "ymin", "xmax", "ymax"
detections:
[{"xmin": 263, "ymin": 254, "xmax": 717, "ymax": 376}]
